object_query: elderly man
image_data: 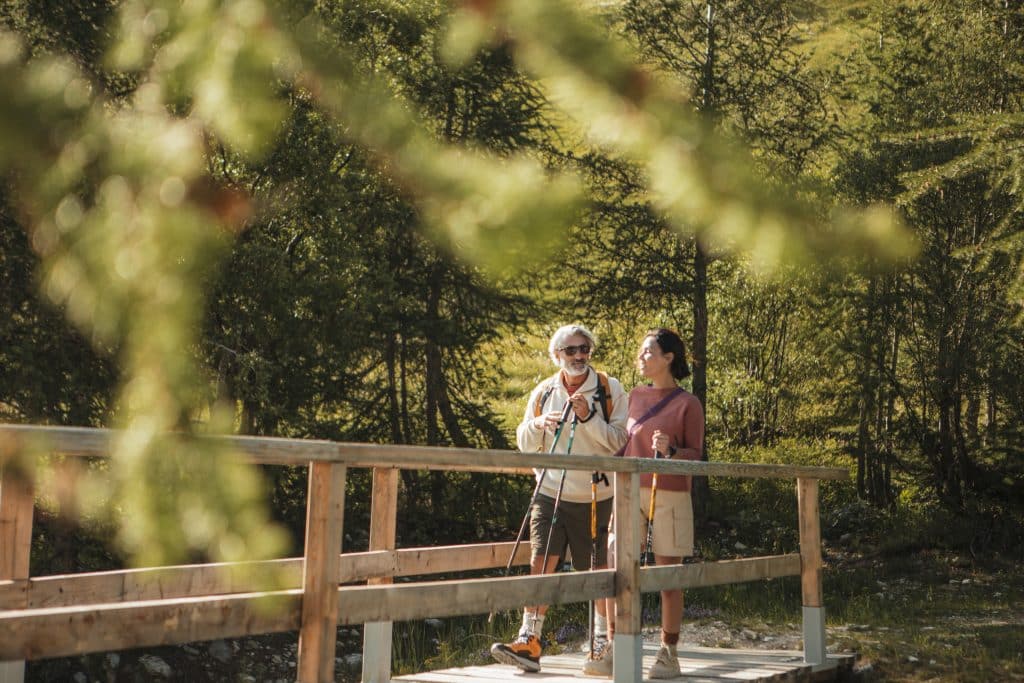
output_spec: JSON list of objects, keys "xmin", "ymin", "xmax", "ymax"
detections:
[{"xmin": 490, "ymin": 324, "xmax": 628, "ymax": 673}]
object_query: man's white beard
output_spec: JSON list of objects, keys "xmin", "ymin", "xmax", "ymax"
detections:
[{"xmin": 560, "ymin": 359, "xmax": 590, "ymax": 378}]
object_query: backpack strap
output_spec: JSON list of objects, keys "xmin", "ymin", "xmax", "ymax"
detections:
[
  {"xmin": 534, "ymin": 381, "xmax": 557, "ymax": 417},
  {"xmin": 593, "ymin": 371, "xmax": 612, "ymax": 422},
  {"xmin": 536, "ymin": 371, "xmax": 614, "ymax": 421}
]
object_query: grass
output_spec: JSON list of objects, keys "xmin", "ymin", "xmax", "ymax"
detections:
[{"xmin": 825, "ymin": 554, "xmax": 1024, "ymax": 681}]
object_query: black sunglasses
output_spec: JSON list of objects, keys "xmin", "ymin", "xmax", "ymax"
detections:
[{"xmin": 558, "ymin": 344, "xmax": 591, "ymax": 356}]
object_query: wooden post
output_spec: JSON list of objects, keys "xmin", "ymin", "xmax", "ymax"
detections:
[
  {"xmin": 297, "ymin": 462, "xmax": 346, "ymax": 683},
  {"xmin": 797, "ymin": 478, "xmax": 826, "ymax": 665},
  {"xmin": 0, "ymin": 461, "xmax": 34, "ymax": 683},
  {"xmin": 612, "ymin": 470, "xmax": 641, "ymax": 683},
  {"xmin": 362, "ymin": 467, "xmax": 398, "ymax": 683}
]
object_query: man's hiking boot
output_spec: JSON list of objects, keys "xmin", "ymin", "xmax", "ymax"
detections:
[
  {"xmin": 580, "ymin": 637, "xmax": 612, "ymax": 677},
  {"xmin": 648, "ymin": 644, "xmax": 681, "ymax": 679},
  {"xmin": 490, "ymin": 632, "xmax": 542, "ymax": 672}
]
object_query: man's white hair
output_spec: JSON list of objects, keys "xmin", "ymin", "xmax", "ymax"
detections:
[{"xmin": 548, "ymin": 324, "xmax": 598, "ymax": 365}]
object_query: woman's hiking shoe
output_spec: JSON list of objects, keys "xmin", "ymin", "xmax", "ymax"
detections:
[
  {"xmin": 580, "ymin": 638, "xmax": 612, "ymax": 677},
  {"xmin": 648, "ymin": 644, "xmax": 681, "ymax": 679},
  {"xmin": 490, "ymin": 632, "xmax": 542, "ymax": 672}
]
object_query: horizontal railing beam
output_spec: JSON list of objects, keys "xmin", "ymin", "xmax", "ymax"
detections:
[
  {"xmin": 0, "ymin": 551, "xmax": 800, "ymax": 616},
  {"xmin": 0, "ymin": 571, "xmax": 615, "ymax": 661},
  {"xmin": 0, "ymin": 541, "xmax": 534, "ymax": 610},
  {"xmin": 639, "ymin": 554, "xmax": 801, "ymax": 593},
  {"xmin": 0, "ymin": 425, "xmax": 849, "ymax": 481},
  {"xmin": 0, "ymin": 580, "xmax": 24, "ymax": 609},
  {"xmin": 0, "ymin": 555, "xmax": 804, "ymax": 662},
  {"xmin": 0, "ymin": 590, "xmax": 302, "ymax": 661},
  {"xmin": 337, "ymin": 569, "xmax": 617, "ymax": 625}
]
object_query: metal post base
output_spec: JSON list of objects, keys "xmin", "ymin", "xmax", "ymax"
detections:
[
  {"xmin": 362, "ymin": 621, "xmax": 393, "ymax": 683},
  {"xmin": 0, "ymin": 661, "xmax": 25, "ymax": 683},
  {"xmin": 612, "ymin": 633, "xmax": 642, "ymax": 683},
  {"xmin": 802, "ymin": 606, "xmax": 826, "ymax": 665}
]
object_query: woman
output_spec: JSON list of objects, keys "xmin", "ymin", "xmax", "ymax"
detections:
[{"xmin": 583, "ymin": 328, "xmax": 704, "ymax": 679}]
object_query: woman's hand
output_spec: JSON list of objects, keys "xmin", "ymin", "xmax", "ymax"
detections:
[{"xmin": 652, "ymin": 430, "xmax": 671, "ymax": 456}]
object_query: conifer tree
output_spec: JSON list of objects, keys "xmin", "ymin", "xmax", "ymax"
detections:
[
  {"xmin": 0, "ymin": 0, "xmax": 906, "ymax": 564},
  {"xmin": 833, "ymin": 0, "xmax": 1024, "ymax": 506}
]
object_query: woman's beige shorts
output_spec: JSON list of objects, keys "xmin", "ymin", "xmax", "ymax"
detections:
[{"xmin": 640, "ymin": 487, "xmax": 694, "ymax": 558}]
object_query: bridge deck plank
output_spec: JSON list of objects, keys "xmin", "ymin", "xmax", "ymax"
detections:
[{"xmin": 393, "ymin": 647, "xmax": 856, "ymax": 683}]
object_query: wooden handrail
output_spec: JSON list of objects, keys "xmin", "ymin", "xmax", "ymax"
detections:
[
  {"xmin": 0, "ymin": 424, "xmax": 848, "ymax": 480},
  {"xmin": 0, "ymin": 542, "xmax": 535, "ymax": 610},
  {"xmin": 0, "ymin": 424, "xmax": 848, "ymax": 682},
  {"xmin": 0, "ymin": 590, "xmax": 303, "ymax": 661}
]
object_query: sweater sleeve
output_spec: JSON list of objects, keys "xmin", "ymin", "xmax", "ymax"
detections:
[
  {"xmin": 516, "ymin": 383, "xmax": 547, "ymax": 453},
  {"xmin": 676, "ymin": 394, "xmax": 705, "ymax": 461},
  {"xmin": 577, "ymin": 376, "xmax": 628, "ymax": 455}
]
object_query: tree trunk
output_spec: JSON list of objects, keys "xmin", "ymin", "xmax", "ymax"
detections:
[
  {"xmin": 691, "ymin": 238, "xmax": 710, "ymax": 519},
  {"xmin": 965, "ymin": 391, "xmax": 980, "ymax": 449},
  {"xmin": 870, "ymin": 313, "xmax": 889, "ymax": 506},
  {"xmin": 856, "ymin": 391, "xmax": 870, "ymax": 500},
  {"xmin": 691, "ymin": 0, "xmax": 716, "ymax": 523},
  {"xmin": 856, "ymin": 276, "xmax": 878, "ymax": 501},
  {"xmin": 985, "ymin": 379, "xmax": 997, "ymax": 445},
  {"xmin": 953, "ymin": 391, "xmax": 974, "ymax": 496},
  {"xmin": 935, "ymin": 295, "xmax": 963, "ymax": 505},
  {"xmin": 385, "ymin": 332, "xmax": 404, "ymax": 445},
  {"xmin": 400, "ymin": 334, "xmax": 413, "ymax": 444},
  {"xmin": 424, "ymin": 274, "xmax": 442, "ymax": 448}
]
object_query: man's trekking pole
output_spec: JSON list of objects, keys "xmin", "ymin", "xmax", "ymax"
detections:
[
  {"xmin": 488, "ymin": 400, "xmax": 574, "ymax": 624},
  {"xmin": 642, "ymin": 450, "xmax": 663, "ymax": 567},
  {"xmin": 539, "ymin": 411, "xmax": 580, "ymax": 578},
  {"xmin": 589, "ymin": 466, "xmax": 600, "ymax": 655}
]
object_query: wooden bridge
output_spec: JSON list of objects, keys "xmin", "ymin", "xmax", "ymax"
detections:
[{"xmin": 0, "ymin": 424, "xmax": 852, "ymax": 682}]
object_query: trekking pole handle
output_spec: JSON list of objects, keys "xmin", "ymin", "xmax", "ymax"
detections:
[
  {"xmin": 558, "ymin": 398, "xmax": 574, "ymax": 423},
  {"xmin": 642, "ymin": 450, "xmax": 663, "ymax": 566}
]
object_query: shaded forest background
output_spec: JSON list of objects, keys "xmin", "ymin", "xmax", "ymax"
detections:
[{"xmin": 2, "ymin": 0, "xmax": 1023, "ymax": 578}]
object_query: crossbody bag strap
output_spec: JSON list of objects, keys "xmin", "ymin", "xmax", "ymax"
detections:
[{"xmin": 612, "ymin": 387, "xmax": 685, "ymax": 457}]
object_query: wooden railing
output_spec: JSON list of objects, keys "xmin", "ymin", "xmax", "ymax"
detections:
[{"xmin": 0, "ymin": 424, "xmax": 848, "ymax": 683}]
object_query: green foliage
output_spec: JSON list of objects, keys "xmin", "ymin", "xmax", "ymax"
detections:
[
  {"xmin": 822, "ymin": 0, "xmax": 1024, "ymax": 508},
  {"xmin": 702, "ymin": 439, "xmax": 857, "ymax": 555},
  {"xmin": 0, "ymin": 193, "xmax": 117, "ymax": 424},
  {"xmin": 707, "ymin": 263, "xmax": 831, "ymax": 446},
  {"xmin": 0, "ymin": 0, "xmax": 1014, "ymax": 579}
]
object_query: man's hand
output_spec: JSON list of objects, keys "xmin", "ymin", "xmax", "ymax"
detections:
[
  {"xmin": 567, "ymin": 393, "xmax": 591, "ymax": 420},
  {"xmin": 534, "ymin": 409, "xmax": 565, "ymax": 432}
]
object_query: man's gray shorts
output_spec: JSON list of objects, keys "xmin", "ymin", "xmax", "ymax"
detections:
[{"xmin": 529, "ymin": 493, "xmax": 612, "ymax": 569}]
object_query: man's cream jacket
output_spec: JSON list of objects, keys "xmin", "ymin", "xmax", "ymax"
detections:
[{"xmin": 515, "ymin": 368, "xmax": 628, "ymax": 503}]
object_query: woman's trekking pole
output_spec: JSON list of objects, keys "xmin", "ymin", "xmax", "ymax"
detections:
[
  {"xmin": 538, "ymin": 411, "xmax": 580, "ymax": 578},
  {"xmin": 487, "ymin": 401, "xmax": 574, "ymax": 624},
  {"xmin": 642, "ymin": 450, "xmax": 663, "ymax": 567}
]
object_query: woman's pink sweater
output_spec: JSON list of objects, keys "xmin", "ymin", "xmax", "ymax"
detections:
[{"xmin": 623, "ymin": 385, "xmax": 705, "ymax": 491}]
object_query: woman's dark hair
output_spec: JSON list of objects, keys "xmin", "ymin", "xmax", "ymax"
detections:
[{"xmin": 646, "ymin": 328, "xmax": 690, "ymax": 380}]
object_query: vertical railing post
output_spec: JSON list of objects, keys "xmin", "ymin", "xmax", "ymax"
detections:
[
  {"xmin": 362, "ymin": 467, "xmax": 399, "ymax": 683},
  {"xmin": 612, "ymin": 469, "xmax": 641, "ymax": 683},
  {"xmin": 0, "ymin": 459, "xmax": 34, "ymax": 683},
  {"xmin": 298, "ymin": 461, "xmax": 347, "ymax": 683},
  {"xmin": 797, "ymin": 477, "xmax": 826, "ymax": 665}
]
